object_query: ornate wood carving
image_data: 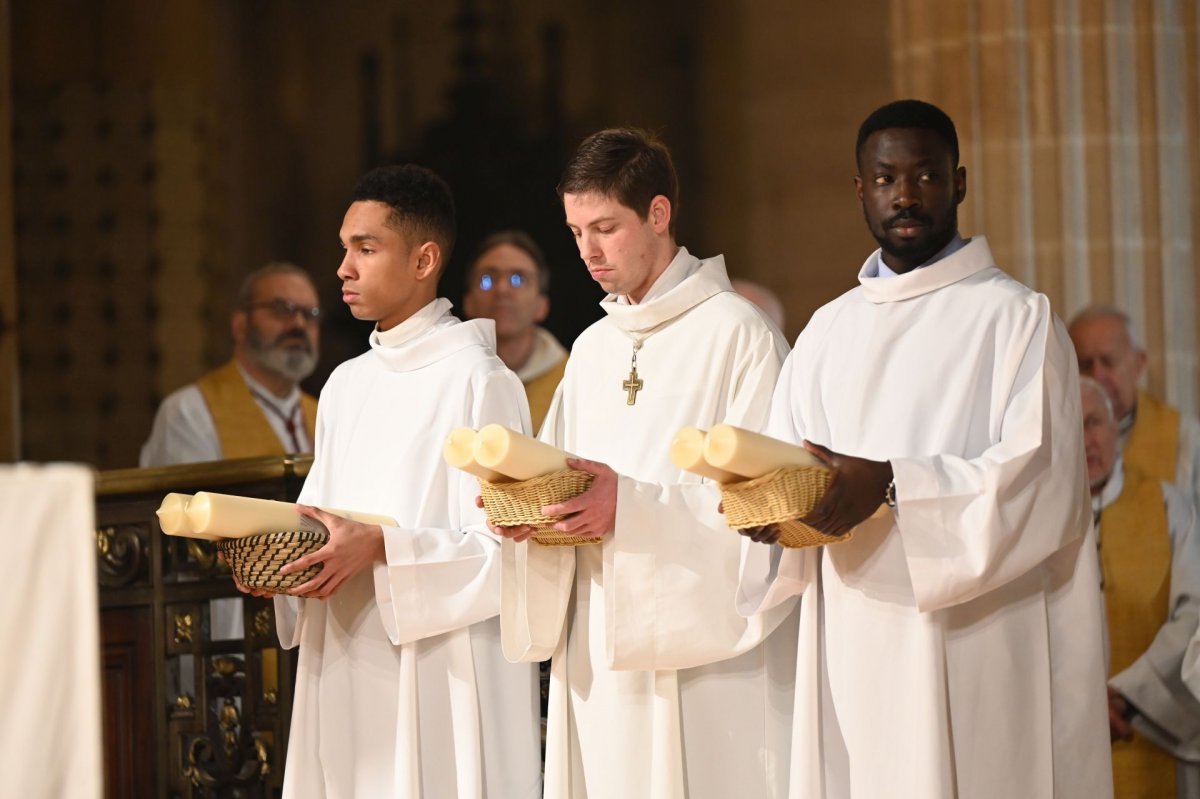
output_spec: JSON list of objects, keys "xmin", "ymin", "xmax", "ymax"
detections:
[{"xmin": 97, "ymin": 456, "xmax": 307, "ymax": 798}]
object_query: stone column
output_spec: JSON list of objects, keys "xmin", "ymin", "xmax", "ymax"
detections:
[{"xmin": 891, "ymin": 0, "xmax": 1200, "ymax": 413}]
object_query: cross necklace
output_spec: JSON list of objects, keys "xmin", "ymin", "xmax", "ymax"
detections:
[
  {"xmin": 619, "ymin": 316, "xmax": 676, "ymax": 406},
  {"xmin": 623, "ymin": 340, "xmax": 645, "ymax": 405}
]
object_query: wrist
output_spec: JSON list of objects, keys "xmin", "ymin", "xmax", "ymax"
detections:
[
  {"xmin": 372, "ymin": 524, "xmax": 387, "ymax": 561},
  {"xmin": 883, "ymin": 461, "xmax": 896, "ymax": 507}
]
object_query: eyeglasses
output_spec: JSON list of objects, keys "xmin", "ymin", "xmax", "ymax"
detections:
[
  {"xmin": 477, "ymin": 272, "xmax": 533, "ymax": 291},
  {"xmin": 246, "ymin": 299, "xmax": 322, "ymax": 324}
]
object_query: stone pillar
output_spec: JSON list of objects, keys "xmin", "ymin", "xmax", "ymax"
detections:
[{"xmin": 891, "ymin": 0, "xmax": 1200, "ymax": 413}]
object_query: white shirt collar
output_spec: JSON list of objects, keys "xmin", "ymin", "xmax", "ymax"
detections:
[{"xmin": 235, "ymin": 362, "xmax": 300, "ymax": 411}]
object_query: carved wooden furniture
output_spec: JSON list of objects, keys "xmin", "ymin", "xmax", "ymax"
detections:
[{"xmin": 96, "ymin": 456, "xmax": 310, "ymax": 799}]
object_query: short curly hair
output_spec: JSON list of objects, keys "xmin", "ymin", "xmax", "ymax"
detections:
[
  {"xmin": 350, "ymin": 164, "xmax": 457, "ymax": 262},
  {"xmin": 856, "ymin": 99, "xmax": 959, "ymax": 169}
]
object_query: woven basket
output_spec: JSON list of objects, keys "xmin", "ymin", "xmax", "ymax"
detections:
[
  {"xmin": 480, "ymin": 469, "xmax": 599, "ymax": 546},
  {"xmin": 720, "ymin": 465, "xmax": 849, "ymax": 548},
  {"xmin": 217, "ymin": 530, "xmax": 328, "ymax": 593}
]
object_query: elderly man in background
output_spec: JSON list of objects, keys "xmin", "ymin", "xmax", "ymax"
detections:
[
  {"xmin": 1082, "ymin": 376, "xmax": 1200, "ymax": 798},
  {"xmin": 140, "ymin": 262, "xmax": 321, "ymax": 466},
  {"xmin": 1070, "ymin": 305, "xmax": 1200, "ymax": 513},
  {"xmin": 463, "ymin": 230, "xmax": 567, "ymax": 432},
  {"xmin": 731, "ymin": 277, "xmax": 786, "ymax": 332}
]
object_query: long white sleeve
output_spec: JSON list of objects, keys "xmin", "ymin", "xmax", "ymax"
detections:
[{"xmin": 890, "ymin": 302, "xmax": 1092, "ymax": 612}]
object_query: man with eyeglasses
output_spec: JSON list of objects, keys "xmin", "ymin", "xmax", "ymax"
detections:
[
  {"xmin": 463, "ymin": 230, "xmax": 567, "ymax": 432},
  {"xmin": 139, "ymin": 261, "xmax": 322, "ymax": 466}
]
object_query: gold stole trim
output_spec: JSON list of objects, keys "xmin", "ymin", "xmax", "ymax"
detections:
[
  {"xmin": 523, "ymin": 355, "xmax": 567, "ymax": 435},
  {"xmin": 196, "ymin": 360, "xmax": 317, "ymax": 459},
  {"xmin": 1101, "ymin": 468, "xmax": 1175, "ymax": 794},
  {"xmin": 300, "ymin": 394, "xmax": 317, "ymax": 443},
  {"xmin": 1124, "ymin": 390, "xmax": 1180, "ymax": 483}
]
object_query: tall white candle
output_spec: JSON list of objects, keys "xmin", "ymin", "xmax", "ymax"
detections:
[
  {"xmin": 442, "ymin": 427, "xmax": 511, "ymax": 482},
  {"xmin": 702, "ymin": 424, "xmax": 823, "ymax": 478},
  {"xmin": 472, "ymin": 424, "xmax": 572, "ymax": 480},
  {"xmin": 185, "ymin": 492, "xmax": 397, "ymax": 539},
  {"xmin": 669, "ymin": 428, "xmax": 746, "ymax": 483}
]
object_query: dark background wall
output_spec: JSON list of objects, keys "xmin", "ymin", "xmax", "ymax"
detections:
[{"xmin": 2, "ymin": 0, "xmax": 890, "ymax": 467}]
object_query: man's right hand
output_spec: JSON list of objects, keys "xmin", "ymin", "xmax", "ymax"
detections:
[
  {"xmin": 475, "ymin": 494, "xmax": 538, "ymax": 542},
  {"xmin": 1108, "ymin": 685, "xmax": 1134, "ymax": 741},
  {"xmin": 231, "ymin": 571, "xmax": 276, "ymax": 599},
  {"xmin": 737, "ymin": 523, "xmax": 781, "ymax": 544}
]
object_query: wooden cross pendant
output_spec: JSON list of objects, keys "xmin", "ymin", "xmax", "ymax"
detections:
[{"xmin": 623, "ymin": 367, "xmax": 644, "ymax": 405}]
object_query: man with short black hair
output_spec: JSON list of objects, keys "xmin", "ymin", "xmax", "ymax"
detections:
[
  {"xmin": 463, "ymin": 230, "xmax": 567, "ymax": 432},
  {"xmin": 737, "ymin": 99, "xmax": 1111, "ymax": 798},
  {"xmin": 139, "ymin": 262, "xmax": 320, "ymax": 466},
  {"xmin": 256, "ymin": 164, "xmax": 540, "ymax": 797},
  {"xmin": 498, "ymin": 128, "xmax": 796, "ymax": 798}
]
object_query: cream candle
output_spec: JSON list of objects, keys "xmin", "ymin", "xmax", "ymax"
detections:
[
  {"xmin": 442, "ymin": 427, "xmax": 511, "ymax": 482},
  {"xmin": 472, "ymin": 424, "xmax": 572, "ymax": 480},
  {"xmin": 702, "ymin": 424, "xmax": 823, "ymax": 478},
  {"xmin": 669, "ymin": 427, "xmax": 746, "ymax": 483},
  {"xmin": 185, "ymin": 491, "xmax": 397, "ymax": 539},
  {"xmin": 155, "ymin": 493, "xmax": 220, "ymax": 540}
]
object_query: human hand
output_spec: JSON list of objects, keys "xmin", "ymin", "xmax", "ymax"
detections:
[
  {"xmin": 1108, "ymin": 685, "xmax": 1134, "ymax": 741},
  {"xmin": 474, "ymin": 493, "xmax": 539, "ymax": 542},
  {"xmin": 230, "ymin": 569, "xmax": 277, "ymax": 599},
  {"xmin": 537, "ymin": 457, "xmax": 618, "ymax": 539},
  {"xmin": 801, "ymin": 441, "xmax": 892, "ymax": 538},
  {"xmin": 738, "ymin": 523, "xmax": 781, "ymax": 544},
  {"xmin": 282, "ymin": 505, "xmax": 385, "ymax": 600},
  {"xmin": 718, "ymin": 496, "xmax": 782, "ymax": 545}
]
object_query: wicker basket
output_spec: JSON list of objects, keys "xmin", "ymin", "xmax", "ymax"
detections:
[
  {"xmin": 217, "ymin": 530, "xmax": 328, "ymax": 593},
  {"xmin": 480, "ymin": 469, "xmax": 600, "ymax": 546},
  {"xmin": 720, "ymin": 465, "xmax": 849, "ymax": 548}
]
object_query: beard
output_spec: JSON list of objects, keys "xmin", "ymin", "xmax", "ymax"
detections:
[
  {"xmin": 868, "ymin": 204, "xmax": 958, "ymax": 267},
  {"xmin": 247, "ymin": 326, "xmax": 318, "ymax": 383}
]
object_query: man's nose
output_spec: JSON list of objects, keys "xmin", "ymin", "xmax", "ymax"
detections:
[
  {"xmin": 892, "ymin": 176, "xmax": 922, "ymax": 210},
  {"xmin": 337, "ymin": 253, "xmax": 355, "ymax": 280},
  {"xmin": 578, "ymin": 233, "xmax": 600, "ymax": 262}
]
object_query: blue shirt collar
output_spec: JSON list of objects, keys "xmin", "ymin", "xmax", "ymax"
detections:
[{"xmin": 872, "ymin": 233, "xmax": 969, "ymax": 278}]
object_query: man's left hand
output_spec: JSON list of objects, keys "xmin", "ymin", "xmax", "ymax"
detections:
[
  {"xmin": 281, "ymin": 505, "xmax": 386, "ymax": 600},
  {"xmin": 538, "ymin": 457, "xmax": 618, "ymax": 539},
  {"xmin": 801, "ymin": 442, "xmax": 892, "ymax": 538}
]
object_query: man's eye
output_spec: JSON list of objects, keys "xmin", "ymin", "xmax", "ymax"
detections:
[
  {"xmin": 874, "ymin": 176, "xmax": 891, "ymax": 185},
  {"xmin": 480, "ymin": 275, "xmax": 494, "ymax": 291}
]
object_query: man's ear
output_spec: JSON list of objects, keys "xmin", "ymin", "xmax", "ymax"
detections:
[
  {"xmin": 415, "ymin": 241, "xmax": 442, "ymax": 281},
  {"xmin": 954, "ymin": 165, "xmax": 967, "ymax": 204},
  {"xmin": 648, "ymin": 195, "xmax": 671, "ymax": 234},
  {"xmin": 1133, "ymin": 348, "xmax": 1148, "ymax": 381},
  {"xmin": 534, "ymin": 294, "xmax": 550, "ymax": 324},
  {"xmin": 853, "ymin": 175, "xmax": 864, "ymax": 208}
]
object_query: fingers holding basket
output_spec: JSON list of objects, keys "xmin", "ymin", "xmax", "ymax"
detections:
[
  {"xmin": 281, "ymin": 505, "xmax": 386, "ymax": 599},
  {"xmin": 540, "ymin": 458, "xmax": 617, "ymax": 538}
]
